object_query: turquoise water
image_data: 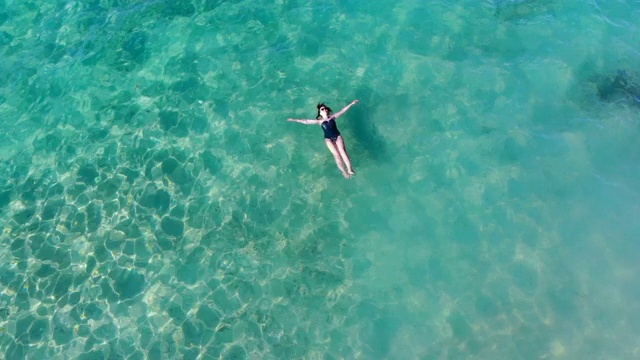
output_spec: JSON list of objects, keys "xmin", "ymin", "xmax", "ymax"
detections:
[{"xmin": 1, "ymin": 0, "xmax": 640, "ymax": 358}]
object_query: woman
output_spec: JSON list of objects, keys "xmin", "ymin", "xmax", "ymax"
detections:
[{"xmin": 287, "ymin": 100, "xmax": 359, "ymax": 178}]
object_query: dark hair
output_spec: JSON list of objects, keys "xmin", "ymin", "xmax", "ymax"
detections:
[{"xmin": 316, "ymin": 103, "xmax": 332, "ymax": 119}]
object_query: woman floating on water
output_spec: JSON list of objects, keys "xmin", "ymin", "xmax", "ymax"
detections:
[{"xmin": 288, "ymin": 100, "xmax": 359, "ymax": 178}]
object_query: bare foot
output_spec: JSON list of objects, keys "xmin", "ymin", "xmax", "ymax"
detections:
[
  {"xmin": 342, "ymin": 171, "xmax": 350, "ymax": 179},
  {"xmin": 348, "ymin": 169, "xmax": 355, "ymax": 176}
]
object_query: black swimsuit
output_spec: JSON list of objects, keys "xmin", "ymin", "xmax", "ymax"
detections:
[{"xmin": 321, "ymin": 117, "xmax": 341, "ymax": 141}]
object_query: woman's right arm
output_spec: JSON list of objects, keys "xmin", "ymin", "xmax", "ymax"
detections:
[{"xmin": 287, "ymin": 118, "xmax": 321, "ymax": 124}]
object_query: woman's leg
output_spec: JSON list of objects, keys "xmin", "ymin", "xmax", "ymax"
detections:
[
  {"xmin": 336, "ymin": 136, "xmax": 355, "ymax": 175},
  {"xmin": 325, "ymin": 139, "xmax": 349, "ymax": 178}
]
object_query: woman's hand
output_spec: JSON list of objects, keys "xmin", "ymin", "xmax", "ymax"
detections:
[
  {"xmin": 351, "ymin": 100, "xmax": 359, "ymax": 105},
  {"xmin": 287, "ymin": 118, "xmax": 296, "ymax": 122}
]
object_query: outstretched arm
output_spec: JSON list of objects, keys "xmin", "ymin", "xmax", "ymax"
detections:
[
  {"xmin": 333, "ymin": 100, "xmax": 359, "ymax": 119},
  {"xmin": 287, "ymin": 118, "xmax": 322, "ymax": 125}
]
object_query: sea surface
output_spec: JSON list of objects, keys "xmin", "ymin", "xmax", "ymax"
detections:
[{"xmin": 1, "ymin": 0, "xmax": 640, "ymax": 359}]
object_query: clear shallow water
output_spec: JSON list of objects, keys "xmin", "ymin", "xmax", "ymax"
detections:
[{"xmin": 1, "ymin": 0, "xmax": 640, "ymax": 358}]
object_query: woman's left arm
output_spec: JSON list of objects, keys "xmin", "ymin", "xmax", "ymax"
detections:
[{"xmin": 333, "ymin": 100, "xmax": 359, "ymax": 119}]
